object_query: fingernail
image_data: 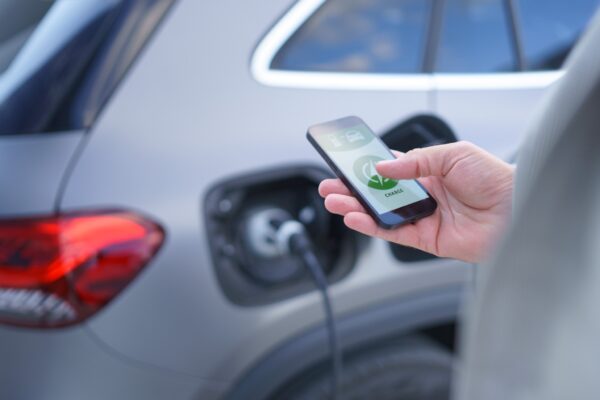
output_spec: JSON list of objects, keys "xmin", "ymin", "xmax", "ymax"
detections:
[{"xmin": 377, "ymin": 160, "xmax": 395, "ymax": 167}]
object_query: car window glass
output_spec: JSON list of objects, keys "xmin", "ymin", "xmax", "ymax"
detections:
[
  {"xmin": 436, "ymin": 0, "xmax": 516, "ymax": 73},
  {"xmin": 0, "ymin": 0, "xmax": 54, "ymax": 74},
  {"xmin": 517, "ymin": 0, "xmax": 600, "ymax": 70},
  {"xmin": 271, "ymin": 0, "xmax": 432, "ymax": 73}
]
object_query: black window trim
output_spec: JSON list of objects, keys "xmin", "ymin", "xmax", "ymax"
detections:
[
  {"xmin": 505, "ymin": 0, "xmax": 527, "ymax": 71},
  {"xmin": 423, "ymin": 0, "xmax": 445, "ymax": 73}
]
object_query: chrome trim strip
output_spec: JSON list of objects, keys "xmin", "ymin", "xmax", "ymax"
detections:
[
  {"xmin": 252, "ymin": 70, "xmax": 435, "ymax": 91},
  {"xmin": 251, "ymin": 0, "xmax": 324, "ymax": 85},
  {"xmin": 433, "ymin": 71, "xmax": 564, "ymax": 90},
  {"xmin": 251, "ymin": 0, "xmax": 565, "ymax": 91}
]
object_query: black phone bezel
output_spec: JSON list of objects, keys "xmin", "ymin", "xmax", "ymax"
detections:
[{"xmin": 307, "ymin": 116, "xmax": 437, "ymax": 229}]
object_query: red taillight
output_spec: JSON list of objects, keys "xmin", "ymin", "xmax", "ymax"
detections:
[{"xmin": 0, "ymin": 210, "xmax": 164, "ymax": 328}]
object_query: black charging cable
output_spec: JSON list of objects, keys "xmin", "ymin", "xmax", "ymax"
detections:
[{"xmin": 275, "ymin": 220, "xmax": 342, "ymax": 400}]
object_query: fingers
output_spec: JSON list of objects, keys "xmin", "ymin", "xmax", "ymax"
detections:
[
  {"xmin": 343, "ymin": 212, "xmax": 381, "ymax": 237},
  {"xmin": 376, "ymin": 141, "xmax": 477, "ymax": 180},
  {"xmin": 343, "ymin": 212, "xmax": 421, "ymax": 248},
  {"xmin": 324, "ymin": 194, "xmax": 365, "ymax": 215},
  {"xmin": 318, "ymin": 178, "xmax": 351, "ymax": 197}
]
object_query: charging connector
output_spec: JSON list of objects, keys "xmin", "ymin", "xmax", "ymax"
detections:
[{"xmin": 276, "ymin": 220, "xmax": 343, "ymax": 400}]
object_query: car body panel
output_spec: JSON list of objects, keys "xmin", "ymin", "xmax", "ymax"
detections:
[
  {"xmin": 434, "ymin": 85, "xmax": 555, "ymax": 157},
  {"xmin": 0, "ymin": 131, "xmax": 81, "ymax": 216},
  {"xmin": 57, "ymin": 0, "xmax": 469, "ymax": 383},
  {"xmin": 0, "ymin": 325, "xmax": 218, "ymax": 400}
]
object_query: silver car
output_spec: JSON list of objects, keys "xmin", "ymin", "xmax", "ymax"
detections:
[{"xmin": 0, "ymin": 0, "xmax": 597, "ymax": 399}]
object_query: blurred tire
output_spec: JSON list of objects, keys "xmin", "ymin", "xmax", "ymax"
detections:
[{"xmin": 275, "ymin": 336, "xmax": 453, "ymax": 400}]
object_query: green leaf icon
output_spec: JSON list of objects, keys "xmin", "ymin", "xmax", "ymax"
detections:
[{"xmin": 353, "ymin": 156, "xmax": 398, "ymax": 191}]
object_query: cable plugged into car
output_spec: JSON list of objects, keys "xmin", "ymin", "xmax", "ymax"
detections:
[
  {"xmin": 204, "ymin": 166, "xmax": 362, "ymax": 398},
  {"xmin": 0, "ymin": 210, "xmax": 164, "ymax": 328},
  {"xmin": 204, "ymin": 165, "xmax": 361, "ymax": 306},
  {"xmin": 242, "ymin": 207, "xmax": 343, "ymax": 400}
]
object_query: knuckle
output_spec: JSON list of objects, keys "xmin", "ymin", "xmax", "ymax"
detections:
[
  {"xmin": 406, "ymin": 147, "xmax": 422, "ymax": 156},
  {"xmin": 454, "ymin": 140, "xmax": 478, "ymax": 153}
]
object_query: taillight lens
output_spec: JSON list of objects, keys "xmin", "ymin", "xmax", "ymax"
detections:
[{"xmin": 0, "ymin": 210, "xmax": 164, "ymax": 328}]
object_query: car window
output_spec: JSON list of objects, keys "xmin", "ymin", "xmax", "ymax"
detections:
[
  {"xmin": 516, "ymin": 0, "xmax": 600, "ymax": 70},
  {"xmin": 436, "ymin": 0, "xmax": 516, "ymax": 73},
  {"xmin": 0, "ymin": 0, "xmax": 176, "ymax": 136},
  {"xmin": 0, "ymin": 0, "xmax": 54, "ymax": 75},
  {"xmin": 271, "ymin": 0, "xmax": 432, "ymax": 73}
]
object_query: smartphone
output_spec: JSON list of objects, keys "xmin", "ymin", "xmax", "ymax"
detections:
[{"xmin": 307, "ymin": 116, "xmax": 437, "ymax": 229}]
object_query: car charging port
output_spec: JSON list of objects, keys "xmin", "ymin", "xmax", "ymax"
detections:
[{"xmin": 204, "ymin": 165, "xmax": 360, "ymax": 306}]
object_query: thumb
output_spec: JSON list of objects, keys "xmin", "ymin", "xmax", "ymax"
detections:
[{"xmin": 376, "ymin": 142, "xmax": 471, "ymax": 180}]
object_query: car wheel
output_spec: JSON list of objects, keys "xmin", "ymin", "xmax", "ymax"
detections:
[{"xmin": 274, "ymin": 335, "xmax": 453, "ymax": 400}]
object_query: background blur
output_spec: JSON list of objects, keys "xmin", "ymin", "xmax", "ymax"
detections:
[{"xmin": 0, "ymin": 1, "xmax": 598, "ymax": 399}]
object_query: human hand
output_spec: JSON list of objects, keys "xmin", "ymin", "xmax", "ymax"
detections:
[{"xmin": 319, "ymin": 141, "xmax": 514, "ymax": 263}]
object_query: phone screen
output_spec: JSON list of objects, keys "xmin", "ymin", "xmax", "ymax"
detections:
[{"xmin": 312, "ymin": 122, "xmax": 429, "ymax": 215}]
